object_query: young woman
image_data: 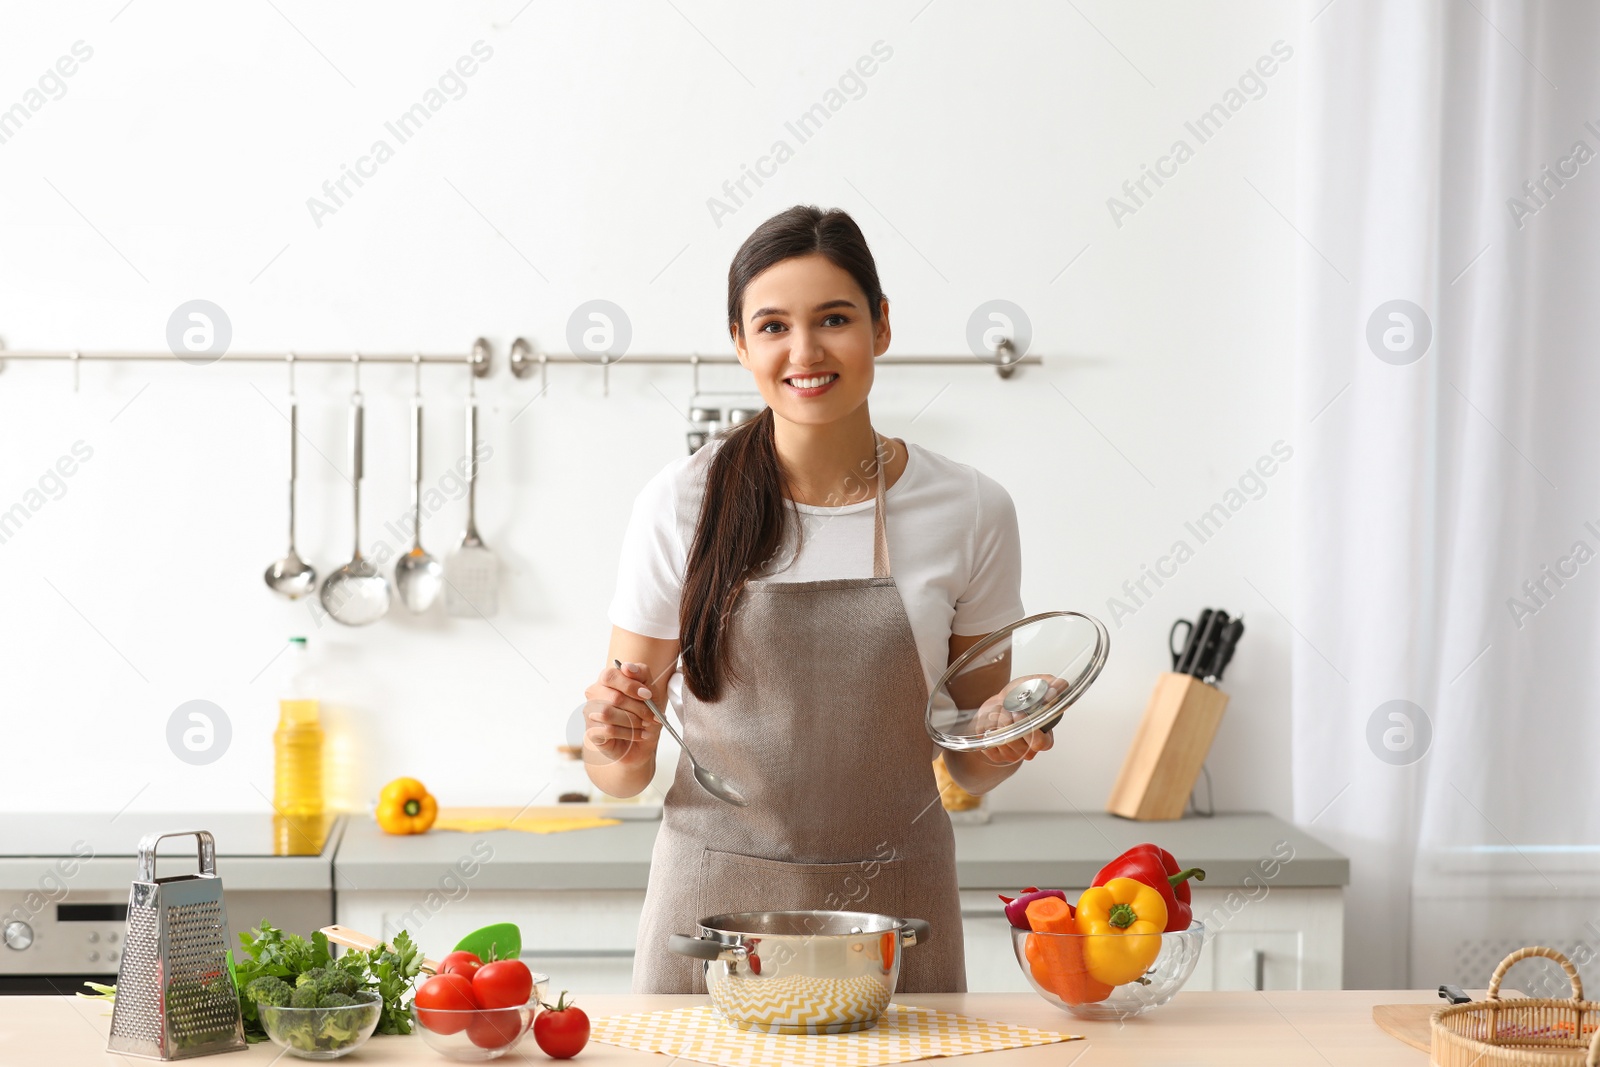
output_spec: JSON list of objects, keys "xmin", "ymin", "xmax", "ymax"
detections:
[{"xmin": 584, "ymin": 205, "xmax": 1053, "ymax": 994}]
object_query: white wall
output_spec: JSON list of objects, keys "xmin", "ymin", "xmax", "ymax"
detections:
[{"xmin": 0, "ymin": 1, "xmax": 1300, "ymax": 821}]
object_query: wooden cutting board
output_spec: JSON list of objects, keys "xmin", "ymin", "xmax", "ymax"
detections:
[
  {"xmin": 1373, "ymin": 990, "xmax": 1519, "ymax": 1052},
  {"xmin": 1372, "ymin": 1004, "xmax": 1437, "ymax": 1052}
]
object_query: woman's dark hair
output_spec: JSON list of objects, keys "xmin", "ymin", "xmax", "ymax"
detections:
[{"xmin": 677, "ymin": 204, "xmax": 886, "ymax": 702}]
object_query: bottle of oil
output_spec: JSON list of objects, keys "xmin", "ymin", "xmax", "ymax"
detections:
[{"xmin": 274, "ymin": 636, "xmax": 324, "ymax": 816}]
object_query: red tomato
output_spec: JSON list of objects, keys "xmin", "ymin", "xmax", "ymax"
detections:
[
  {"xmin": 472, "ymin": 959, "xmax": 534, "ymax": 1009},
  {"xmin": 467, "ymin": 1007, "xmax": 527, "ymax": 1049},
  {"xmin": 533, "ymin": 991, "xmax": 589, "ymax": 1060},
  {"xmin": 438, "ymin": 950, "xmax": 483, "ymax": 981},
  {"xmin": 414, "ymin": 973, "xmax": 479, "ymax": 1035}
]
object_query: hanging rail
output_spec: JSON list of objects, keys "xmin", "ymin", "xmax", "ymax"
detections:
[
  {"xmin": 0, "ymin": 335, "xmax": 1041, "ymax": 392},
  {"xmin": 507, "ymin": 336, "xmax": 1038, "ymax": 394},
  {"xmin": 0, "ymin": 338, "xmax": 495, "ymax": 380}
]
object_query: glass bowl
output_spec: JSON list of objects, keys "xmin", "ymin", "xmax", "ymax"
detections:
[
  {"xmin": 1011, "ymin": 921, "xmax": 1204, "ymax": 1020},
  {"xmin": 258, "ymin": 990, "xmax": 383, "ymax": 1059},
  {"xmin": 411, "ymin": 1002, "xmax": 540, "ymax": 1061}
]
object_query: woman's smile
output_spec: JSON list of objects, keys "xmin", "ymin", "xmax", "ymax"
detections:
[{"xmin": 784, "ymin": 372, "xmax": 839, "ymax": 396}]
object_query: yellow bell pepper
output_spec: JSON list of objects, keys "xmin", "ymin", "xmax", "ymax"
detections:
[
  {"xmin": 1075, "ymin": 876, "xmax": 1168, "ymax": 986},
  {"xmin": 375, "ymin": 777, "xmax": 437, "ymax": 835}
]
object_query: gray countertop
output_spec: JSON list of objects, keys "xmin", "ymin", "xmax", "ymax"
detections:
[
  {"xmin": 333, "ymin": 811, "xmax": 1347, "ymax": 893},
  {"xmin": 0, "ymin": 813, "xmax": 342, "ymax": 892}
]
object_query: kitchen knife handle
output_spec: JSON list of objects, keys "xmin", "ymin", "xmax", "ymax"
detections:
[
  {"xmin": 1192, "ymin": 610, "xmax": 1229, "ymax": 678},
  {"xmin": 1208, "ymin": 618, "xmax": 1246, "ymax": 683},
  {"xmin": 1183, "ymin": 610, "xmax": 1223, "ymax": 676},
  {"xmin": 1175, "ymin": 609, "xmax": 1213, "ymax": 675}
]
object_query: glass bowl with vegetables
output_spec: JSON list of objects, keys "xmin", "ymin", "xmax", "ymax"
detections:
[
  {"xmin": 411, "ymin": 1002, "xmax": 539, "ymax": 1061},
  {"xmin": 232, "ymin": 922, "xmax": 424, "ymax": 1053},
  {"xmin": 253, "ymin": 979, "xmax": 383, "ymax": 1059},
  {"xmin": 410, "ymin": 958, "xmax": 548, "ymax": 1061},
  {"xmin": 1003, "ymin": 844, "xmax": 1208, "ymax": 1020},
  {"xmin": 1011, "ymin": 918, "xmax": 1204, "ymax": 1020}
]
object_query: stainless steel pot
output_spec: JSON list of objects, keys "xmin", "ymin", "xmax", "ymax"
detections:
[{"xmin": 669, "ymin": 910, "xmax": 931, "ymax": 1034}]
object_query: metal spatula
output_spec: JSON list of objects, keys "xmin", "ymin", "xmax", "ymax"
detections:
[{"xmin": 445, "ymin": 394, "xmax": 498, "ymax": 617}]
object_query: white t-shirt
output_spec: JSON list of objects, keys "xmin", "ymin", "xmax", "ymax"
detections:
[{"xmin": 607, "ymin": 437, "xmax": 1026, "ymax": 717}]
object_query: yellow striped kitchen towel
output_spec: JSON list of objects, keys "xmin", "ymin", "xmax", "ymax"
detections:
[
  {"xmin": 430, "ymin": 806, "xmax": 621, "ymax": 834},
  {"xmin": 590, "ymin": 1002, "xmax": 1079, "ymax": 1066}
]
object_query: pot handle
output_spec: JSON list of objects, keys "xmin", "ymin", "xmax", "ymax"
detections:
[
  {"xmin": 669, "ymin": 934, "xmax": 749, "ymax": 964},
  {"xmin": 899, "ymin": 918, "xmax": 931, "ymax": 947}
]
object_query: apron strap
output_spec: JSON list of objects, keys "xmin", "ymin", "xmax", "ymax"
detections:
[{"xmin": 873, "ymin": 435, "xmax": 891, "ymax": 579}]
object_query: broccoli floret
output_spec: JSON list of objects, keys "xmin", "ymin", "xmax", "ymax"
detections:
[
  {"xmin": 290, "ymin": 983, "xmax": 322, "ymax": 1009},
  {"xmin": 319, "ymin": 969, "xmax": 360, "ymax": 997},
  {"xmin": 295, "ymin": 967, "xmax": 329, "ymax": 989},
  {"xmin": 246, "ymin": 976, "xmax": 294, "ymax": 1008},
  {"xmin": 317, "ymin": 992, "xmax": 357, "ymax": 1008}
]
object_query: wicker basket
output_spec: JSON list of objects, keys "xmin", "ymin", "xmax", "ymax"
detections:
[{"xmin": 1433, "ymin": 947, "xmax": 1600, "ymax": 1067}]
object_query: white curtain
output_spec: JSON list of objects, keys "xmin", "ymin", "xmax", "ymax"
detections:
[{"xmin": 1293, "ymin": 0, "xmax": 1600, "ymax": 990}]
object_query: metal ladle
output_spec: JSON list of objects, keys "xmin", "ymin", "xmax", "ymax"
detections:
[
  {"xmin": 320, "ymin": 357, "xmax": 390, "ymax": 625},
  {"xmin": 614, "ymin": 659, "xmax": 746, "ymax": 806},
  {"xmin": 395, "ymin": 356, "xmax": 443, "ymax": 612},
  {"xmin": 264, "ymin": 356, "xmax": 316, "ymax": 599}
]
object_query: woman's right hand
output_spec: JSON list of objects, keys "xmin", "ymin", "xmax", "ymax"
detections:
[{"xmin": 581, "ymin": 661, "xmax": 664, "ymax": 769}]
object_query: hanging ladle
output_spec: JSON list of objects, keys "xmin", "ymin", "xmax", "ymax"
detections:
[
  {"xmin": 395, "ymin": 355, "xmax": 443, "ymax": 613},
  {"xmin": 614, "ymin": 659, "xmax": 746, "ymax": 806},
  {"xmin": 264, "ymin": 353, "xmax": 317, "ymax": 599},
  {"xmin": 320, "ymin": 354, "xmax": 391, "ymax": 626}
]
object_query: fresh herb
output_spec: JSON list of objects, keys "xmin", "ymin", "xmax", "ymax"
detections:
[
  {"xmin": 366, "ymin": 928, "xmax": 423, "ymax": 1036},
  {"xmin": 228, "ymin": 920, "xmax": 423, "ymax": 1041},
  {"xmin": 76, "ymin": 980, "xmax": 117, "ymax": 1009}
]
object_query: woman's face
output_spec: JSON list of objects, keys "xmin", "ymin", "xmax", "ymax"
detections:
[{"xmin": 732, "ymin": 253, "xmax": 891, "ymax": 426}]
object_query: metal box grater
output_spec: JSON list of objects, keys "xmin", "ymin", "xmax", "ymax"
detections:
[{"xmin": 107, "ymin": 830, "xmax": 247, "ymax": 1060}]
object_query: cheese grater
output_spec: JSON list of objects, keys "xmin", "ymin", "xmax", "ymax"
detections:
[
  {"xmin": 444, "ymin": 395, "xmax": 500, "ymax": 617},
  {"xmin": 107, "ymin": 830, "xmax": 247, "ymax": 1060}
]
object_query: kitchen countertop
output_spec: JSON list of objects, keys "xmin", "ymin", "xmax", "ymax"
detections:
[
  {"xmin": 20, "ymin": 989, "xmax": 1435, "ymax": 1065},
  {"xmin": 0, "ymin": 813, "xmax": 343, "ymax": 892},
  {"xmin": 333, "ymin": 810, "xmax": 1348, "ymax": 892}
]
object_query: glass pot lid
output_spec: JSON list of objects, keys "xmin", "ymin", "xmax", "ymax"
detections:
[{"xmin": 925, "ymin": 611, "xmax": 1111, "ymax": 752}]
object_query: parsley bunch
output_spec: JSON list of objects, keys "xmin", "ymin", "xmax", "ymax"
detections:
[{"xmin": 227, "ymin": 920, "xmax": 422, "ymax": 1041}]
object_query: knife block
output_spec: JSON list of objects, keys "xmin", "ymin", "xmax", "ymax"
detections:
[{"xmin": 1106, "ymin": 672, "xmax": 1229, "ymax": 821}]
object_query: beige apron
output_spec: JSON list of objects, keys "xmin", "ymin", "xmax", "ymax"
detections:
[{"xmin": 631, "ymin": 438, "xmax": 966, "ymax": 994}]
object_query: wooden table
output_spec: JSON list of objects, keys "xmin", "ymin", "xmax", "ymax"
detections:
[{"xmin": 7, "ymin": 990, "xmax": 1439, "ymax": 1065}]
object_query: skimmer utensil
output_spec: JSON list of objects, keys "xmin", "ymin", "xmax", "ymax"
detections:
[{"xmin": 444, "ymin": 387, "xmax": 498, "ymax": 617}]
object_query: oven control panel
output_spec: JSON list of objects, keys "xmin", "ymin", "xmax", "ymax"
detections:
[{"xmin": 0, "ymin": 899, "xmax": 127, "ymax": 975}]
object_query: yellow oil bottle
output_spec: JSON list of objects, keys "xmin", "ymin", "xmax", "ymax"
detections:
[{"xmin": 273, "ymin": 636, "xmax": 324, "ymax": 816}]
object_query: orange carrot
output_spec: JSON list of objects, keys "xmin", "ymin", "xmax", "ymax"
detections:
[{"xmin": 1025, "ymin": 896, "xmax": 1113, "ymax": 1003}]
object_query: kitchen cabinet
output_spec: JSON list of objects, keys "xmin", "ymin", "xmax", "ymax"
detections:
[
  {"xmin": 337, "ymin": 889, "xmax": 641, "ymax": 993},
  {"xmin": 334, "ymin": 812, "xmax": 1348, "ymax": 993}
]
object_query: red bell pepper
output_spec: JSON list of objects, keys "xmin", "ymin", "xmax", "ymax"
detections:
[{"xmin": 1091, "ymin": 844, "xmax": 1204, "ymax": 933}]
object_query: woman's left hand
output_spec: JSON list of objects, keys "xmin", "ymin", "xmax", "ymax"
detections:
[{"xmin": 971, "ymin": 674, "xmax": 1062, "ymax": 766}]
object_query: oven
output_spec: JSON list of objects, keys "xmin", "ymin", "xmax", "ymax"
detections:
[{"xmin": 0, "ymin": 813, "xmax": 343, "ymax": 995}]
